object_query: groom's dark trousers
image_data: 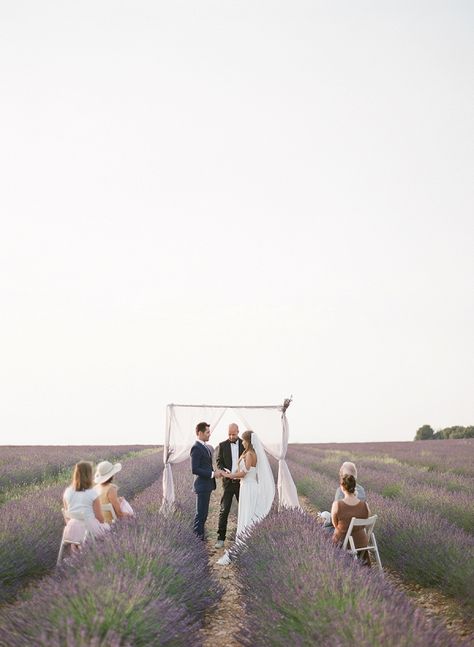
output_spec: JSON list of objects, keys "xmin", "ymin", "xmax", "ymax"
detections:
[
  {"xmin": 191, "ymin": 441, "xmax": 216, "ymax": 540},
  {"xmin": 216, "ymin": 438, "xmax": 244, "ymax": 541}
]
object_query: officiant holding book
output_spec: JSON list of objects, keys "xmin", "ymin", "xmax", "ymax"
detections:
[{"xmin": 215, "ymin": 423, "xmax": 244, "ymax": 548}]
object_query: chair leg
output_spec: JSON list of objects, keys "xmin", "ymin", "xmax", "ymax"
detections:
[
  {"xmin": 370, "ymin": 536, "xmax": 383, "ymax": 572},
  {"xmin": 57, "ymin": 539, "xmax": 84, "ymax": 565},
  {"xmin": 57, "ymin": 541, "xmax": 65, "ymax": 565},
  {"xmin": 348, "ymin": 537, "xmax": 358, "ymax": 560}
]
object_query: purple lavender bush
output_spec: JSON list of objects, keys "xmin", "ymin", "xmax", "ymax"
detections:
[
  {"xmin": 233, "ymin": 508, "xmax": 466, "ymax": 647},
  {"xmin": 32, "ymin": 626, "xmax": 134, "ymax": 647},
  {"xmin": 288, "ymin": 445, "xmax": 470, "ymax": 494},
  {"xmin": 288, "ymin": 446, "xmax": 474, "ymax": 533},
  {"xmin": 0, "ymin": 445, "xmax": 153, "ymax": 497},
  {"xmin": 0, "ymin": 450, "xmax": 164, "ymax": 604},
  {"xmin": 288, "ymin": 457, "xmax": 335, "ymax": 511},
  {"xmin": 0, "ymin": 463, "xmax": 220, "ymax": 647},
  {"xmin": 368, "ymin": 492, "xmax": 474, "ymax": 608},
  {"xmin": 306, "ymin": 439, "xmax": 474, "ymax": 477},
  {"xmin": 356, "ymin": 468, "xmax": 473, "ymax": 533},
  {"xmin": 0, "ymin": 548, "xmax": 199, "ymax": 647}
]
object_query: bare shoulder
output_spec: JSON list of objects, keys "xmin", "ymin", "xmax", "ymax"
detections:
[{"xmin": 246, "ymin": 450, "xmax": 257, "ymax": 467}]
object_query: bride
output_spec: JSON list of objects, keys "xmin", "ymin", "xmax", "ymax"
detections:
[{"xmin": 217, "ymin": 430, "xmax": 275, "ymax": 565}]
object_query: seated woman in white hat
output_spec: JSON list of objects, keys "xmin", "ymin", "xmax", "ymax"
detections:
[{"xmin": 93, "ymin": 461, "xmax": 134, "ymax": 523}]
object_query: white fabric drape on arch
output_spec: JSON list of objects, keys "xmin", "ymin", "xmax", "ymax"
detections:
[{"xmin": 161, "ymin": 401, "xmax": 300, "ymax": 512}]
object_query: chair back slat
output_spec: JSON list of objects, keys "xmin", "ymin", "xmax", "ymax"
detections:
[
  {"xmin": 350, "ymin": 514, "xmax": 377, "ymax": 541},
  {"xmin": 340, "ymin": 514, "xmax": 383, "ymax": 572}
]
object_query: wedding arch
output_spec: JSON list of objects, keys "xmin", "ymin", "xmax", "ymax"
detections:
[{"xmin": 161, "ymin": 398, "xmax": 300, "ymax": 511}]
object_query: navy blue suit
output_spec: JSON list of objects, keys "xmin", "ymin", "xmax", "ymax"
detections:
[{"xmin": 191, "ymin": 441, "xmax": 216, "ymax": 539}]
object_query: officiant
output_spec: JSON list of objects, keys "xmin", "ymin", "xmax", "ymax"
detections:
[{"xmin": 215, "ymin": 423, "xmax": 244, "ymax": 548}]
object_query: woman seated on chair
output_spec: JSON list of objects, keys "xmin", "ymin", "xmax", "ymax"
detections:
[
  {"xmin": 63, "ymin": 461, "xmax": 110, "ymax": 543},
  {"xmin": 93, "ymin": 461, "xmax": 134, "ymax": 523},
  {"xmin": 331, "ymin": 474, "xmax": 371, "ymax": 564}
]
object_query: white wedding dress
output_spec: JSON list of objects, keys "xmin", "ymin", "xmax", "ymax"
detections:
[
  {"xmin": 236, "ymin": 461, "xmax": 259, "ymax": 537},
  {"xmin": 217, "ymin": 432, "xmax": 275, "ymax": 565}
]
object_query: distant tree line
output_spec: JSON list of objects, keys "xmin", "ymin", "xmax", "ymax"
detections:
[{"xmin": 414, "ymin": 425, "xmax": 474, "ymax": 440}]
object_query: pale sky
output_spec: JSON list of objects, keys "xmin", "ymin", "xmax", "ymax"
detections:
[{"xmin": 1, "ymin": 1, "xmax": 473, "ymax": 445}]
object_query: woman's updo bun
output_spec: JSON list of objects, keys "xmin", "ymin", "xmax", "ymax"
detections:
[{"xmin": 341, "ymin": 474, "xmax": 356, "ymax": 494}]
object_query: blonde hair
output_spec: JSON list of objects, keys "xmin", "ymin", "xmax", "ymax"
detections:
[
  {"xmin": 72, "ymin": 461, "xmax": 93, "ymax": 491},
  {"xmin": 340, "ymin": 461, "xmax": 357, "ymax": 479}
]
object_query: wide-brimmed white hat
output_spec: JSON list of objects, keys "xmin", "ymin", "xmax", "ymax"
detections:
[{"xmin": 94, "ymin": 461, "xmax": 122, "ymax": 484}]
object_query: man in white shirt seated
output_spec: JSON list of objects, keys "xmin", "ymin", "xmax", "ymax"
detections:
[
  {"xmin": 334, "ymin": 461, "xmax": 366, "ymax": 501},
  {"xmin": 320, "ymin": 461, "xmax": 366, "ymax": 530}
]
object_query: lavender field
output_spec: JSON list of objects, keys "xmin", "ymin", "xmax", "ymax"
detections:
[
  {"xmin": 309, "ymin": 439, "xmax": 474, "ymax": 478},
  {"xmin": 0, "ymin": 445, "xmax": 154, "ymax": 505},
  {"xmin": 0, "ymin": 447, "xmax": 163, "ymax": 604},
  {"xmin": 287, "ymin": 441, "xmax": 474, "ymax": 616},
  {"xmin": 0, "ymin": 441, "xmax": 472, "ymax": 646},
  {"xmin": 0, "ymin": 462, "xmax": 220, "ymax": 646}
]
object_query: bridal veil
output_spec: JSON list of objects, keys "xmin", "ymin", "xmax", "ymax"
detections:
[{"xmin": 252, "ymin": 431, "xmax": 276, "ymax": 520}]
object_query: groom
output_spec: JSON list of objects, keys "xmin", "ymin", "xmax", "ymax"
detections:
[
  {"xmin": 191, "ymin": 421, "xmax": 223, "ymax": 540},
  {"xmin": 215, "ymin": 423, "xmax": 244, "ymax": 548}
]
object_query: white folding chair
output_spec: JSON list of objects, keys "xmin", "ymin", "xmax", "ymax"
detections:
[
  {"xmin": 342, "ymin": 514, "xmax": 383, "ymax": 572},
  {"xmin": 57, "ymin": 509, "xmax": 88, "ymax": 565},
  {"xmin": 101, "ymin": 502, "xmax": 117, "ymax": 522}
]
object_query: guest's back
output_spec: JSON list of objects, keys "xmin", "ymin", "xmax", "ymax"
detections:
[
  {"xmin": 332, "ymin": 499, "xmax": 369, "ymax": 548},
  {"xmin": 93, "ymin": 461, "xmax": 133, "ymax": 520},
  {"xmin": 63, "ymin": 485, "xmax": 97, "ymax": 520},
  {"xmin": 94, "ymin": 482, "xmax": 118, "ymax": 523},
  {"xmin": 62, "ymin": 461, "xmax": 110, "ymax": 541}
]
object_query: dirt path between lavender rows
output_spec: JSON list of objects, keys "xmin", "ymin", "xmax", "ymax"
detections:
[
  {"xmin": 200, "ymin": 480, "xmax": 243, "ymax": 647},
  {"xmin": 199, "ymin": 488, "xmax": 473, "ymax": 645}
]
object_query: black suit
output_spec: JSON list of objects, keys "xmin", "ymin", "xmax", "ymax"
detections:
[{"xmin": 216, "ymin": 438, "xmax": 244, "ymax": 541}]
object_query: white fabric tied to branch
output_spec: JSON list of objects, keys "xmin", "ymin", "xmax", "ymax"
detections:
[
  {"xmin": 161, "ymin": 463, "xmax": 175, "ymax": 513},
  {"xmin": 161, "ymin": 402, "xmax": 300, "ymax": 512}
]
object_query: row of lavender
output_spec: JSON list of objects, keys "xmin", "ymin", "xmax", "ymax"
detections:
[
  {"xmin": 0, "ymin": 462, "xmax": 219, "ymax": 646},
  {"xmin": 290, "ymin": 445, "xmax": 470, "ymax": 493},
  {"xmin": 232, "ymin": 508, "xmax": 467, "ymax": 647},
  {"xmin": 288, "ymin": 445, "xmax": 474, "ymax": 533},
  {"xmin": 0, "ymin": 450, "xmax": 163, "ymax": 604},
  {"xmin": 309, "ymin": 439, "xmax": 474, "ymax": 477},
  {"xmin": 0, "ymin": 445, "xmax": 155, "ymax": 503},
  {"xmin": 287, "ymin": 457, "xmax": 474, "ymax": 616}
]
